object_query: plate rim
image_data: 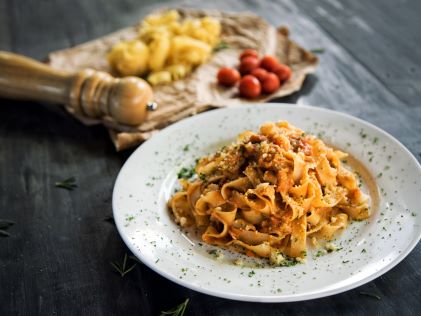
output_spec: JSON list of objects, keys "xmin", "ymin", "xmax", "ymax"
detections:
[{"xmin": 112, "ymin": 103, "xmax": 421, "ymax": 302}]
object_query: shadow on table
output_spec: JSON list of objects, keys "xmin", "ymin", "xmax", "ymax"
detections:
[
  {"xmin": 0, "ymin": 97, "xmax": 131, "ymax": 161},
  {"xmin": 269, "ymin": 74, "xmax": 318, "ymax": 104},
  {"xmin": 0, "ymin": 74, "xmax": 319, "ymax": 165}
]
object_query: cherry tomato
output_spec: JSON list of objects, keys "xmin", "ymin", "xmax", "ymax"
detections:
[
  {"xmin": 250, "ymin": 68, "xmax": 269, "ymax": 82},
  {"xmin": 239, "ymin": 56, "xmax": 259, "ymax": 75},
  {"xmin": 217, "ymin": 67, "xmax": 240, "ymax": 87},
  {"xmin": 262, "ymin": 73, "xmax": 280, "ymax": 94},
  {"xmin": 259, "ymin": 55, "xmax": 279, "ymax": 72},
  {"xmin": 240, "ymin": 49, "xmax": 259, "ymax": 60},
  {"xmin": 239, "ymin": 75, "xmax": 261, "ymax": 98},
  {"xmin": 272, "ymin": 64, "xmax": 292, "ymax": 82}
]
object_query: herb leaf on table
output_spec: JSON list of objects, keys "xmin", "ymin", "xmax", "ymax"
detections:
[
  {"xmin": 110, "ymin": 253, "xmax": 137, "ymax": 277},
  {"xmin": 160, "ymin": 298, "xmax": 189, "ymax": 316},
  {"xmin": 359, "ymin": 291, "xmax": 381, "ymax": 300},
  {"xmin": 55, "ymin": 177, "xmax": 77, "ymax": 190}
]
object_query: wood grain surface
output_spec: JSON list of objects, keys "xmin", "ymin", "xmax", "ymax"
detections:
[{"xmin": 0, "ymin": 0, "xmax": 420, "ymax": 315}]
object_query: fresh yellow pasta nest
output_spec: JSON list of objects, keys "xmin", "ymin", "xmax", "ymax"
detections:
[
  {"xmin": 146, "ymin": 64, "xmax": 192, "ymax": 85},
  {"xmin": 168, "ymin": 121, "xmax": 371, "ymax": 263},
  {"xmin": 107, "ymin": 40, "xmax": 149, "ymax": 76},
  {"xmin": 107, "ymin": 10, "xmax": 221, "ymax": 84}
]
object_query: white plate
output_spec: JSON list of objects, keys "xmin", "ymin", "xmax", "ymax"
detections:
[{"xmin": 112, "ymin": 104, "xmax": 421, "ymax": 302}]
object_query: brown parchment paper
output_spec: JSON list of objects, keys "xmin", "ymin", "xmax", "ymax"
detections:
[{"xmin": 47, "ymin": 8, "xmax": 318, "ymax": 151}]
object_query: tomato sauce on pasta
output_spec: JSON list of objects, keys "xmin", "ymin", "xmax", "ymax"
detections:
[{"xmin": 169, "ymin": 121, "xmax": 371, "ymax": 262}]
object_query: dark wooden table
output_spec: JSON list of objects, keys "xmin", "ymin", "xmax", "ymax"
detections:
[{"xmin": 1, "ymin": 0, "xmax": 420, "ymax": 315}]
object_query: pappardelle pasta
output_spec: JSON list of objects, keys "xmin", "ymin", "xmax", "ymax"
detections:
[{"xmin": 168, "ymin": 121, "xmax": 370, "ymax": 263}]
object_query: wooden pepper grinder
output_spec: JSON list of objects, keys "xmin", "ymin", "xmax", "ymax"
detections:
[{"xmin": 0, "ymin": 51, "xmax": 156, "ymax": 126}]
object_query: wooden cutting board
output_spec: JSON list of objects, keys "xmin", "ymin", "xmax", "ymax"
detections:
[{"xmin": 48, "ymin": 8, "xmax": 318, "ymax": 150}]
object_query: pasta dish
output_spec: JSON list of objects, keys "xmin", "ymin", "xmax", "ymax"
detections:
[{"xmin": 168, "ymin": 121, "xmax": 370, "ymax": 263}]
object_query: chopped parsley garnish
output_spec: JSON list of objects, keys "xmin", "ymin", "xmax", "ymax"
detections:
[
  {"xmin": 126, "ymin": 215, "xmax": 135, "ymax": 222},
  {"xmin": 207, "ymin": 249, "xmax": 220, "ymax": 258},
  {"xmin": 177, "ymin": 166, "xmax": 195, "ymax": 179},
  {"xmin": 279, "ymin": 259, "xmax": 299, "ymax": 267},
  {"xmin": 248, "ymin": 270, "xmax": 256, "ymax": 277}
]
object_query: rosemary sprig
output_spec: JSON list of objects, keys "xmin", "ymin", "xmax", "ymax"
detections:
[
  {"xmin": 160, "ymin": 298, "xmax": 189, "ymax": 316},
  {"xmin": 110, "ymin": 253, "xmax": 137, "ymax": 277},
  {"xmin": 0, "ymin": 219, "xmax": 15, "ymax": 237},
  {"xmin": 310, "ymin": 48, "xmax": 325, "ymax": 54},
  {"xmin": 359, "ymin": 291, "xmax": 381, "ymax": 300},
  {"xmin": 55, "ymin": 177, "xmax": 77, "ymax": 190},
  {"xmin": 213, "ymin": 41, "xmax": 229, "ymax": 52}
]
